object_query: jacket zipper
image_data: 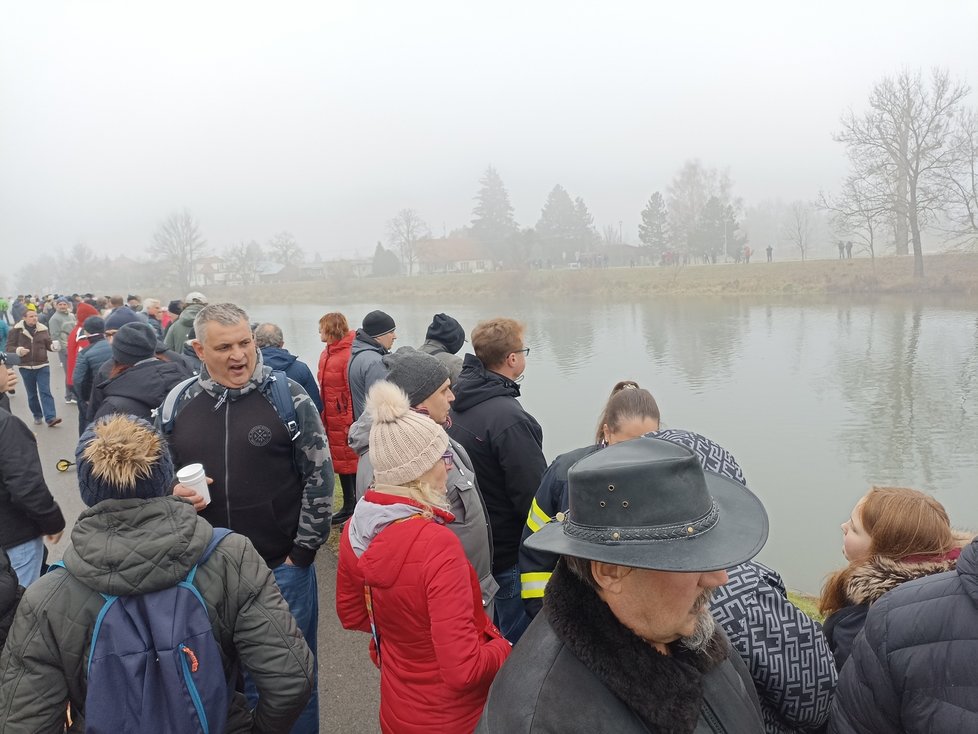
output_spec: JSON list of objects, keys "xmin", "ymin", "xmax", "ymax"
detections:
[
  {"xmin": 702, "ymin": 698, "xmax": 726, "ymax": 733},
  {"xmin": 179, "ymin": 643, "xmax": 210, "ymax": 734},
  {"xmin": 224, "ymin": 401, "xmax": 231, "ymax": 528}
]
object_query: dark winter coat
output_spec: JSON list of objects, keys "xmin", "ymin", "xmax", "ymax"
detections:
[
  {"xmin": 829, "ymin": 539, "xmax": 978, "ymax": 733},
  {"xmin": 317, "ymin": 330, "xmax": 358, "ymax": 475},
  {"xmin": 519, "ymin": 430, "xmax": 837, "ymax": 734},
  {"xmin": 0, "ymin": 548, "xmax": 22, "ymax": 652},
  {"xmin": 823, "ymin": 551, "xmax": 960, "ymax": 670},
  {"xmin": 0, "ymin": 408, "xmax": 66, "ymax": 551},
  {"xmin": 348, "ymin": 330, "xmax": 389, "ymax": 420},
  {"xmin": 448, "ymin": 353, "xmax": 546, "ymax": 574},
  {"xmin": 336, "ymin": 488, "xmax": 510, "ymax": 734},
  {"xmin": 89, "ymin": 358, "xmax": 192, "ymax": 422},
  {"xmin": 71, "ymin": 338, "xmax": 112, "ymax": 406},
  {"xmin": 5, "ymin": 320, "xmax": 53, "ymax": 368},
  {"xmin": 476, "ymin": 560, "xmax": 765, "ymax": 734},
  {"xmin": 0, "ymin": 497, "xmax": 314, "ymax": 733},
  {"xmin": 260, "ymin": 346, "xmax": 323, "ymax": 413}
]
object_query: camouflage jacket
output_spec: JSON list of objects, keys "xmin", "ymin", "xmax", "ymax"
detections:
[{"xmin": 159, "ymin": 352, "xmax": 333, "ymax": 566}]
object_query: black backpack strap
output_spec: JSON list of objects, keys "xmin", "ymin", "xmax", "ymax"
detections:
[{"xmin": 263, "ymin": 370, "xmax": 300, "ymax": 442}]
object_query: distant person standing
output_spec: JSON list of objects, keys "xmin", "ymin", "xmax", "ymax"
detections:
[
  {"xmin": 348, "ymin": 310, "xmax": 397, "ymax": 420},
  {"xmin": 163, "ymin": 291, "xmax": 206, "ymax": 352},
  {"xmin": 766, "ymin": 245, "xmax": 773, "ymax": 262},
  {"xmin": 142, "ymin": 297, "xmax": 165, "ymax": 338},
  {"xmin": 0, "ymin": 296, "xmax": 9, "ymax": 325},
  {"xmin": 743, "ymin": 244, "xmax": 752, "ymax": 264},
  {"xmin": 317, "ymin": 312, "xmax": 359, "ymax": 526},
  {"xmin": 845, "ymin": 241, "xmax": 853, "ymax": 259},
  {"xmin": 838, "ymin": 240, "xmax": 846, "ymax": 259},
  {"xmin": 47, "ymin": 297, "xmax": 77, "ymax": 404},
  {"xmin": 6, "ymin": 309, "xmax": 61, "ymax": 427}
]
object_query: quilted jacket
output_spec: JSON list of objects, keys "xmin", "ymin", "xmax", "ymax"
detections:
[
  {"xmin": 336, "ymin": 488, "xmax": 511, "ymax": 734},
  {"xmin": 317, "ymin": 330, "xmax": 359, "ymax": 474},
  {"xmin": 0, "ymin": 496, "xmax": 314, "ymax": 733},
  {"xmin": 0, "ymin": 547, "xmax": 21, "ymax": 651}
]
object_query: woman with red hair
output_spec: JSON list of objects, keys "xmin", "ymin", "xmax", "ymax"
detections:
[{"xmin": 317, "ymin": 312, "xmax": 358, "ymax": 525}]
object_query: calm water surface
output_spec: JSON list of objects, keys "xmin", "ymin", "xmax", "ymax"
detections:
[{"xmin": 246, "ymin": 295, "xmax": 978, "ymax": 594}]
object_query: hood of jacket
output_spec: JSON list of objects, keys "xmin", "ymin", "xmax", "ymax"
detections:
[
  {"xmin": 260, "ymin": 346, "xmax": 298, "ymax": 372},
  {"xmin": 74, "ymin": 302, "xmax": 99, "ymax": 328},
  {"xmin": 61, "ymin": 496, "xmax": 210, "ymax": 596},
  {"xmin": 348, "ymin": 488, "xmax": 454, "ymax": 588},
  {"xmin": 178, "ymin": 303, "xmax": 203, "ymax": 327},
  {"xmin": 96, "ymin": 358, "xmax": 191, "ymax": 406},
  {"xmin": 350, "ymin": 329, "xmax": 388, "ymax": 359},
  {"xmin": 451, "ymin": 353, "xmax": 520, "ymax": 412},
  {"xmin": 846, "ymin": 551, "xmax": 961, "ymax": 606}
]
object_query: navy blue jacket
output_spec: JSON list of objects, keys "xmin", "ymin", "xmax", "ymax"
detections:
[{"xmin": 260, "ymin": 347, "xmax": 323, "ymax": 413}]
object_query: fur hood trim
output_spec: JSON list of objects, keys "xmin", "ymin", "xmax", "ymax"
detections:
[
  {"xmin": 846, "ymin": 554, "xmax": 959, "ymax": 605},
  {"xmin": 544, "ymin": 560, "xmax": 728, "ymax": 734}
]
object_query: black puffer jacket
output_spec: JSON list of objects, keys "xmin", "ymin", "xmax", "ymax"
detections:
[
  {"xmin": 0, "ymin": 408, "xmax": 66, "ymax": 550},
  {"xmin": 829, "ymin": 538, "xmax": 978, "ymax": 733},
  {"xmin": 89, "ymin": 358, "xmax": 191, "ymax": 421},
  {"xmin": 0, "ymin": 548, "xmax": 22, "ymax": 651},
  {"xmin": 449, "ymin": 353, "xmax": 546, "ymax": 574},
  {"xmin": 477, "ymin": 561, "xmax": 765, "ymax": 733},
  {"xmin": 0, "ymin": 497, "xmax": 314, "ymax": 733}
]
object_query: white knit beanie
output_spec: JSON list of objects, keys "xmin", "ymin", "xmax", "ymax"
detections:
[{"xmin": 367, "ymin": 381, "xmax": 449, "ymax": 486}]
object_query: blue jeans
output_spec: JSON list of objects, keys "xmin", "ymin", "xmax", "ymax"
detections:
[
  {"xmin": 493, "ymin": 564, "xmax": 530, "ymax": 644},
  {"xmin": 7, "ymin": 537, "xmax": 43, "ymax": 587},
  {"xmin": 19, "ymin": 366, "xmax": 56, "ymax": 422},
  {"xmin": 245, "ymin": 561, "xmax": 319, "ymax": 733}
]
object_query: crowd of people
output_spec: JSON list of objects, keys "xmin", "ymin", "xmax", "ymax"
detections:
[{"xmin": 0, "ymin": 289, "xmax": 975, "ymax": 733}]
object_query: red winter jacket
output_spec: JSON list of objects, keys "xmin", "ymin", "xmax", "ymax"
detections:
[
  {"xmin": 317, "ymin": 330, "xmax": 359, "ymax": 475},
  {"xmin": 336, "ymin": 489, "xmax": 510, "ymax": 734},
  {"xmin": 66, "ymin": 303, "xmax": 100, "ymax": 387}
]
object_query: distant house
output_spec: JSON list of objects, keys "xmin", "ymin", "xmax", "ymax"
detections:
[
  {"xmin": 192, "ymin": 256, "xmax": 228, "ymax": 286},
  {"xmin": 415, "ymin": 238, "xmax": 493, "ymax": 275}
]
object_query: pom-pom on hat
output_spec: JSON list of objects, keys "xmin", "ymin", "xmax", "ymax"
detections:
[
  {"xmin": 76, "ymin": 415, "xmax": 174, "ymax": 507},
  {"xmin": 367, "ymin": 381, "xmax": 448, "ymax": 486},
  {"xmin": 362, "ymin": 310, "xmax": 396, "ymax": 338}
]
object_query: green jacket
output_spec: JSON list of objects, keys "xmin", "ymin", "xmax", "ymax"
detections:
[
  {"xmin": 0, "ymin": 496, "xmax": 314, "ymax": 733},
  {"xmin": 163, "ymin": 303, "xmax": 204, "ymax": 352}
]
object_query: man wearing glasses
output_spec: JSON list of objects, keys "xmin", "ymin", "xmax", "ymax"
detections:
[{"xmin": 449, "ymin": 318, "xmax": 546, "ymax": 644}]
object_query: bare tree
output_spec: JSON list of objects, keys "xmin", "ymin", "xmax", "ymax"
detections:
[
  {"xmin": 941, "ymin": 108, "xmax": 978, "ymax": 248},
  {"xmin": 153, "ymin": 209, "xmax": 207, "ymax": 292},
  {"xmin": 387, "ymin": 209, "xmax": 429, "ymax": 276},
  {"xmin": 836, "ymin": 69, "xmax": 970, "ymax": 277},
  {"xmin": 222, "ymin": 241, "xmax": 265, "ymax": 286},
  {"xmin": 267, "ymin": 231, "xmax": 304, "ymax": 266},
  {"xmin": 818, "ymin": 176, "xmax": 889, "ymax": 261},
  {"xmin": 782, "ymin": 201, "xmax": 814, "ymax": 261},
  {"xmin": 666, "ymin": 160, "xmax": 736, "ymax": 256}
]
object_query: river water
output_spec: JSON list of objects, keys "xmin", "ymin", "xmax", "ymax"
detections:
[{"xmin": 245, "ymin": 295, "xmax": 978, "ymax": 594}]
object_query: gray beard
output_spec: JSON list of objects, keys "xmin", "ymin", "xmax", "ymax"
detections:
[{"xmin": 679, "ymin": 590, "xmax": 718, "ymax": 653}]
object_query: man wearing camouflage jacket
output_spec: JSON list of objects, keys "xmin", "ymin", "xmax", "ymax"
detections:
[{"xmin": 160, "ymin": 302, "xmax": 332, "ymax": 734}]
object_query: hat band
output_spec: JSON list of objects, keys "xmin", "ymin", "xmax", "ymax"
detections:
[{"xmin": 564, "ymin": 500, "xmax": 720, "ymax": 544}]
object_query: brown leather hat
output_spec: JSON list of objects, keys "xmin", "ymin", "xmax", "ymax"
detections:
[{"xmin": 525, "ymin": 437, "xmax": 768, "ymax": 571}]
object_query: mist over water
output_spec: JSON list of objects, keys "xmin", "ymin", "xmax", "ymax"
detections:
[{"xmin": 248, "ymin": 295, "xmax": 978, "ymax": 593}]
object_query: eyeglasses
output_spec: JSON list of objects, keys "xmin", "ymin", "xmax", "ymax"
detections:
[
  {"xmin": 514, "ymin": 347, "xmax": 530, "ymax": 356},
  {"xmin": 441, "ymin": 450, "xmax": 454, "ymax": 469}
]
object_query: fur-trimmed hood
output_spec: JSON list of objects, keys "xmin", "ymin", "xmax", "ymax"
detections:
[
  {"xmin": 545, "ymin": 560, "xmax": 729, "ymax": 733},
  {"xmin": 846, "ymin": 552, "xmax": 960, "ymax": 606}
]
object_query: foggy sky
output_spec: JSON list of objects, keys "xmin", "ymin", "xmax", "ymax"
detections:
[{"xmin": 2, "ymin": 0, "xmax": 976, "ymax": 263}]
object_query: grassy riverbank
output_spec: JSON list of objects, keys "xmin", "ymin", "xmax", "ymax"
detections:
[{"xmin": 214, "ymin": 252, "xmax": 978, "ymax": 303}]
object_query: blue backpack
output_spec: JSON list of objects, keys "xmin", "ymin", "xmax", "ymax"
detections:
[{"xmin": 54, "ymin": 527, "xmax": 233, "ymax": 734}]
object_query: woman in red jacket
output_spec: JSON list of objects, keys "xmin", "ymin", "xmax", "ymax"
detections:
[
  {"xmin": 336, "ymin": 381, "xmax": 510, "ymax": 734},
  {"xmin": 65, "ymin": 302, "xmax": 99, "ymax": 397},
  {"xmin": 317, "ymin": 312, "xmax": 358, "ymax": 525}
]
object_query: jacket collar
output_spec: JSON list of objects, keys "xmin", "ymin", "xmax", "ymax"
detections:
[
  {"xmin": 544, "ymin": 560, "xmax": 728, "ymax": 733},
  {"xmin": 846, "ymin": 552, "xmax": 961, "ymax": 605}
]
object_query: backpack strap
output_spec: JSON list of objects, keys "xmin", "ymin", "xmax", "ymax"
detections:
[
  {"xmin": 158, "ymin": 375, "xmax": 199, "ymax": 434},
  {"xmin": 262, "ymin": 370, "xmax": 300, "ymax": 442},
  {"xmin": 185, "ymin": 527, "xmax": 233, "ymax": 585}
]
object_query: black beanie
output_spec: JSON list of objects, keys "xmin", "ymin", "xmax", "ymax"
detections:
[
  {"xmin": 424, "ymin": 313, "xmax": 465, "ymax": 354},
  {"xmin": 112, "ymin": 322, "xmax": 158, "ymax": 365},
  {"xmin": 83, "ymin": 316, "xmax": 105, "ymax": 335},
  {"xmin": 363, "ymin": 310, "xmax": 396, "ymax": 338},
  {"xmin": 383, "ymin": 347, "xmax": 451, "ymax": 406}
]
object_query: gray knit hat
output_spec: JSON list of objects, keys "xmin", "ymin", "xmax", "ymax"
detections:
[
  {"xmin": 383, "ymin": 347, "xmax": 451, "ymax": 406},
  {"xmin": 112, "ymin": 322, "xmax": 158, "ymax": 365},
  {"xmin": 367, "ymin": 381, "xmax": 449, "ymax": 486}
]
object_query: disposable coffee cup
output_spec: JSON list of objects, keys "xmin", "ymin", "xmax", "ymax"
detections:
[{"xmin": 177, "ymin": 463, "xmax": 211, "ymax": 506}]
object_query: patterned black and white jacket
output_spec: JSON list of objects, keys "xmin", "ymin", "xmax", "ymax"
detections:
[{"xmin": 519, "ymin": 428, "xmax": 838, "ymax": 734}]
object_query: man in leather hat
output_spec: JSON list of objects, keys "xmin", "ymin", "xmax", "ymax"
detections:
[{"xmin": 477, "ymin": 438, "xmax": 769, "ymax": 734}]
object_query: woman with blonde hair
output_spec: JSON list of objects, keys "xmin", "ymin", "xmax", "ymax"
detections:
[
  {"xmin": 820, "ymin": 485, "xmax": 968, "ymax": 669},
  {"xmin": 336, "ymin": 381, "xmax": 510, "ymax": 734}
]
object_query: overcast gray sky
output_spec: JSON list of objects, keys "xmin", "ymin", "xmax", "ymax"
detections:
[{"xmin": 2, "ymin": 0, "xmax": 976, "ymax": 262}]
